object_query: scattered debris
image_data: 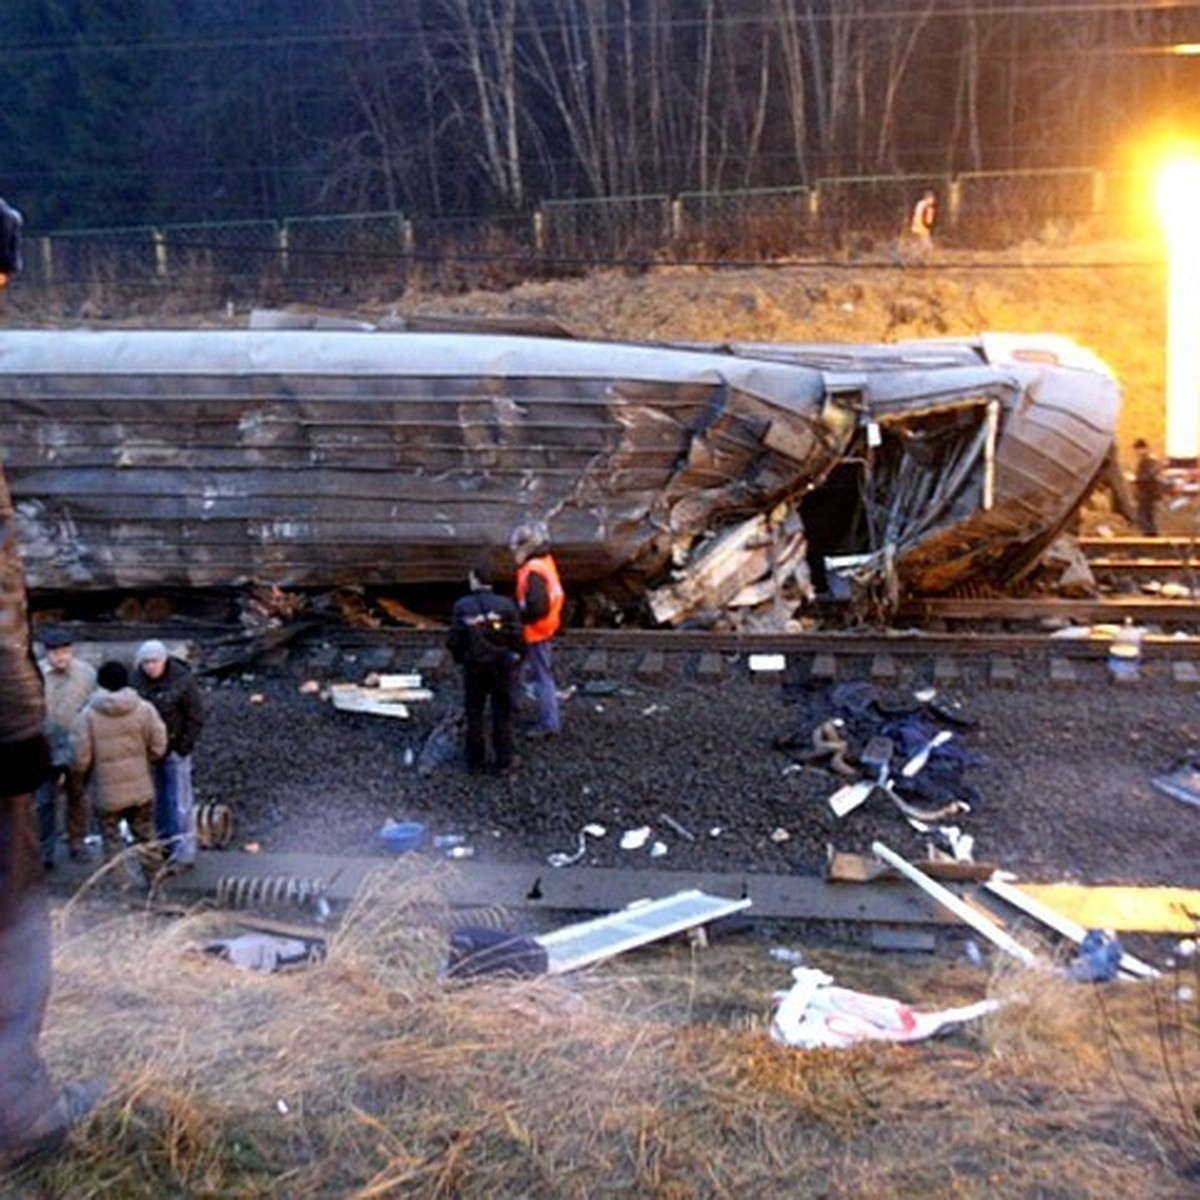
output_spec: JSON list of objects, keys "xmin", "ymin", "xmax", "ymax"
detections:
[
  {"xmin": 580, "ymin": 679, "xmax": 619, "ymax": 699},
  {"xmin": 378, "ymin": 820, "xmax": 425, "ymax": 854},
  {"xmin": 827, "ymin": 776, "xmax": 875, "ymax": 817},
  {"xmin": 214, "ymin": 874, "xmax": 331, "ymax": 920},
  {"xmin": 205, "ymin": 932, "xmax": 326, "ymax": 973},
  {"xmin": 1067, "ymin": 929, "xmax": 1124, "ymax": 983},
  {"xmin": 1106, "ymin": 620, "xmax": 1145, "ymax": 683},
  {"xmin": 828, "ymin": 734, "xmax": 894, "ymax": 817},
  {"xmin": 770, "ymin": 967, "xmax": 1001, "ymax": 1049},
  {"xmin": 546, "ymin": 823, "xmax": 607, "ymax": 868},
  {"xmin": 749, "ymin": 653, "xmax": 786, "ymax": 674},
  {"xmin": 417, "ymin": 713, "xmax": 462, "ymax": 776},
  {"xmin": 769, "ymin": 946, "xmax": 806, "ymax": 965},
  {"xmin": 801, "ymin": 718, "xmax": 857, "ymax": 778},
  {"xmin": 330, "ymin": 674, "xmax": 433, "ymax": 718},
  {"xmin": 825, "ymin": 848, "xmax": 995, "ymax": 884},
  {"xmin": 885, "ymin": 785, "xmax": 971, "ymax": 824},
  {"xmin": 983, "ymin": 877, "xmax": 1159, "ymax": 977},
  {"xmin": 536, "ymin": 890, "xmax": 752, "ymax": 975},
  {"xmin": 446, "ymin": 927, "xmax": 548, "ymax": 979},
  {"xmin": 871, "ymin": 841, "xmax": 1039, "ymax": 966},
  {"xmin": 1151, "ymin": 762, "xmax": 1200, "ymax": 809},
  {"xmin": 443, "ymin": 891, "xmax": 751, "ymax": 980},
  {"xmin": 619, "ymin": 826, "xmax": 652, "ymax": 851},
  {"xmin": 195, "ymin": 802, "xmax": 236, "ymax": 850},
  {"xmin": 646, "ymin": 511, "xmax": 811, "ymax": 629},
  {"xmin": 658, "ymin": 812, "xmax": 696, "ymax": 841},
  {"xmin": 900, "ymin": 730, "xmax": 953, "ymax": 778}
]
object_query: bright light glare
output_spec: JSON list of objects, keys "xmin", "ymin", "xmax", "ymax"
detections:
[
  {"xmin": 1157, "ymin": 157, "xmax": 1200, "ymax": 462},
  {"xmin": 1157, "ymin": 159, "xmax": 1200, "ymax": 238}
]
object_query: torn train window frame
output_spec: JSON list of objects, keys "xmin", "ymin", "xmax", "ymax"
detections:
[{"xmin": 843, "ymin": 391, "xmax": 1004, "ymax": 586}]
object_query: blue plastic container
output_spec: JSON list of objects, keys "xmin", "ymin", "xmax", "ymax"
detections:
[{"xmin": 379, "ymin": 820, "xmax": 425, "ymax": 854}]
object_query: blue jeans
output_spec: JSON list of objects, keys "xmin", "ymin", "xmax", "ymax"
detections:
[
  {"xmin": 33, "ymin": 774, "xmax": 58, "ymax": 865},
  {"xmin": 153, "ymin": 753, "xmax": 196, "ymax": 865},
  {"xmin": 523, "ymin": 640, "xmax": 560, "ymax": 734}
]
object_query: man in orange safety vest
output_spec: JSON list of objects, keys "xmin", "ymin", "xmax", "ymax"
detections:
[{"xmin": 511, "ymin": 521, "xmax": 565, "ymax": 739}]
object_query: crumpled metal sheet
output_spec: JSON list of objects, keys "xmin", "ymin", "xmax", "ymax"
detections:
[
  {"xmin": 0, "ymin": 328, "xmax": 841, "ymax": 594},
  {"xmin": 0, "ymin": 325, "xmax": 1119, "ymax": 619}
]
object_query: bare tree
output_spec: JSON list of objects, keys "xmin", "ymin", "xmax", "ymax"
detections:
[
  {"xmin": 870, "ymin": 0, "xmax": 935, "ymax": 170},
  {"xmin": 427, "ymin": 0, "xmax": 527, "ymax": 208}
]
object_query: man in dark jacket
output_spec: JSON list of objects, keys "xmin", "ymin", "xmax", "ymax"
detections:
[
  {"xmin": 133, "ymin": 639, "xmax": 204, "ymax": 869},
  {"xmin": 0, "ymin": 464, "xmax": 103, "ymax": 1169},
  {"xmin": 447, "ymin": 559, "xmax": 526, "ymax": 774},
  {"xmin": 1132, "ymin": 438, "xmax": 1165, "ymax": 536}
]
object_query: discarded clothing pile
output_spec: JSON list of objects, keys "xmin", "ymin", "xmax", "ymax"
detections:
[{"xmin": 778, "ymin": 680, "xmax": 988, "ymax": 815}]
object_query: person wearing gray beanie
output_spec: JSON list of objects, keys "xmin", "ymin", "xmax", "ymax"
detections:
[
  {"xmin": 135, "ymin": 639, "xmax": 168, "ymax": 667},
  {"xmin": 132, "ymin": 641, "xmax": 204, "ymax": 870}
]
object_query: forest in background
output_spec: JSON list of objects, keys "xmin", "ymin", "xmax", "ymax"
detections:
[{"xmin": 4, "ymin": 1, "xmax": 1199, "ymax": 231}]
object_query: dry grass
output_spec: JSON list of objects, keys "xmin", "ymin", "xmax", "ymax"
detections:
[{"xmin": 0, "ymin": 865, "xmax": 1194, "ymax": 1197}]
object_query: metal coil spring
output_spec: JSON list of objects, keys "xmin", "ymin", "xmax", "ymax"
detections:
[
  {"xmin": 196, "ymin": 802, "xmax": 236, "ymax": 850},
  {"xmin": 215, "ymin": 874, "xmax": 328, "ymax": 913},
  {"xmin": 409, "ymin": 903, "xmax": 517, "ymax": 934}
]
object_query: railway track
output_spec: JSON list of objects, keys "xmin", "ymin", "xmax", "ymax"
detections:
[
  {"xmin": 1079, "ymin": 534, "xmax": 1200, "ymax": 597},
  {"xmin": 164, "ymin": 617, "xmax": 1200, "ymax": 704},
  {"xmin": 36, "ymin": 550, "xmax": 1200, "ymax": 680}
]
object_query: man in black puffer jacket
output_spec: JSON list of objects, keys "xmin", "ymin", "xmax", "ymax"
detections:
[
  {"xmin": 133, "ymin": 639, "xmax": 204, "ymax": 870},
  {"xmin": 447, "ymin": 559, "xmax": 526, "ymax": 775},
  {"xmin": 0, "ymin": 463, "xmax": 104, "ymax": 1169}
]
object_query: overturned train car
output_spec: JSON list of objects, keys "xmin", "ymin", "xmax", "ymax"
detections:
[{"xmin": 0, "ymin": 325, "xmax": 1118, "ymax": 624}]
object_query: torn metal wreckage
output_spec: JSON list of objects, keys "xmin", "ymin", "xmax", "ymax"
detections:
[{"xmin": 0, "ymin": 316, "xmax": 1118, "ymax": 626}]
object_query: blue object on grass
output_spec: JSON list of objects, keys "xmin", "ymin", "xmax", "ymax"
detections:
[{"xmin": 379, "ymin": 820, "xmax": 425, "ymax": 853}]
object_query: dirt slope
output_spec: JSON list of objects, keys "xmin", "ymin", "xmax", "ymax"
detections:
[{"xmin": 393, "ymin": 237, "xmax": 1166, "ymax": 456}]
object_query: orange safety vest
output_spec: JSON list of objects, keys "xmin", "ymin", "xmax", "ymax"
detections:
[
  {"xmin": 516, "ymin": 554, "xmax": 564, "ymax": 644},
  {"xmin": 910, "ymin": 195, "xmax": 936, "ymax": 237}
]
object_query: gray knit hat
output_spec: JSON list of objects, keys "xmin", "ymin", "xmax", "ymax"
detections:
[{"xmin": 136, "ymin": 638, "xmax": 168, "ymax": 665}]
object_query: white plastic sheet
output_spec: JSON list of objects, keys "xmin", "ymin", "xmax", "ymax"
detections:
[{"xmin": 770, "ymin": 968, "xmax": 1000, "ymax": 1050}]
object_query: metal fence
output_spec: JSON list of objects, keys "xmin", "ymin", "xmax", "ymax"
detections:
[{"xmin": 15, "ymin": 166, "xmax": 1146, "ymax": 312}]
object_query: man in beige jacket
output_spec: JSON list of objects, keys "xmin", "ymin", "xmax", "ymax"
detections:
[{"xmin": 73, "ymin": 661, "xmax": 167, "ymax": 888}]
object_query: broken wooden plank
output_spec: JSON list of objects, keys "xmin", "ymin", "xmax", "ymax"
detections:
[
  {"xmin": 331, "ymin": 682, "xmax": 432, "ymax": 707},
  {"xmin": 375, "ymin": 672, "xmax": 424, "ymax": 690},
  {"xmin": 871, "ymin": 841, "xmax": 1040, "ymax": 966},
  {"xmin": 329, "ymin": 686, "xmax": 412, "ymax": 718},
  {"xmin": 826, "ymin": 850, "xmax": 995, "ymax": 885},
  {"xmin": 647, "ymin": 515, "xmax": 775, "ymax": 625}
]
